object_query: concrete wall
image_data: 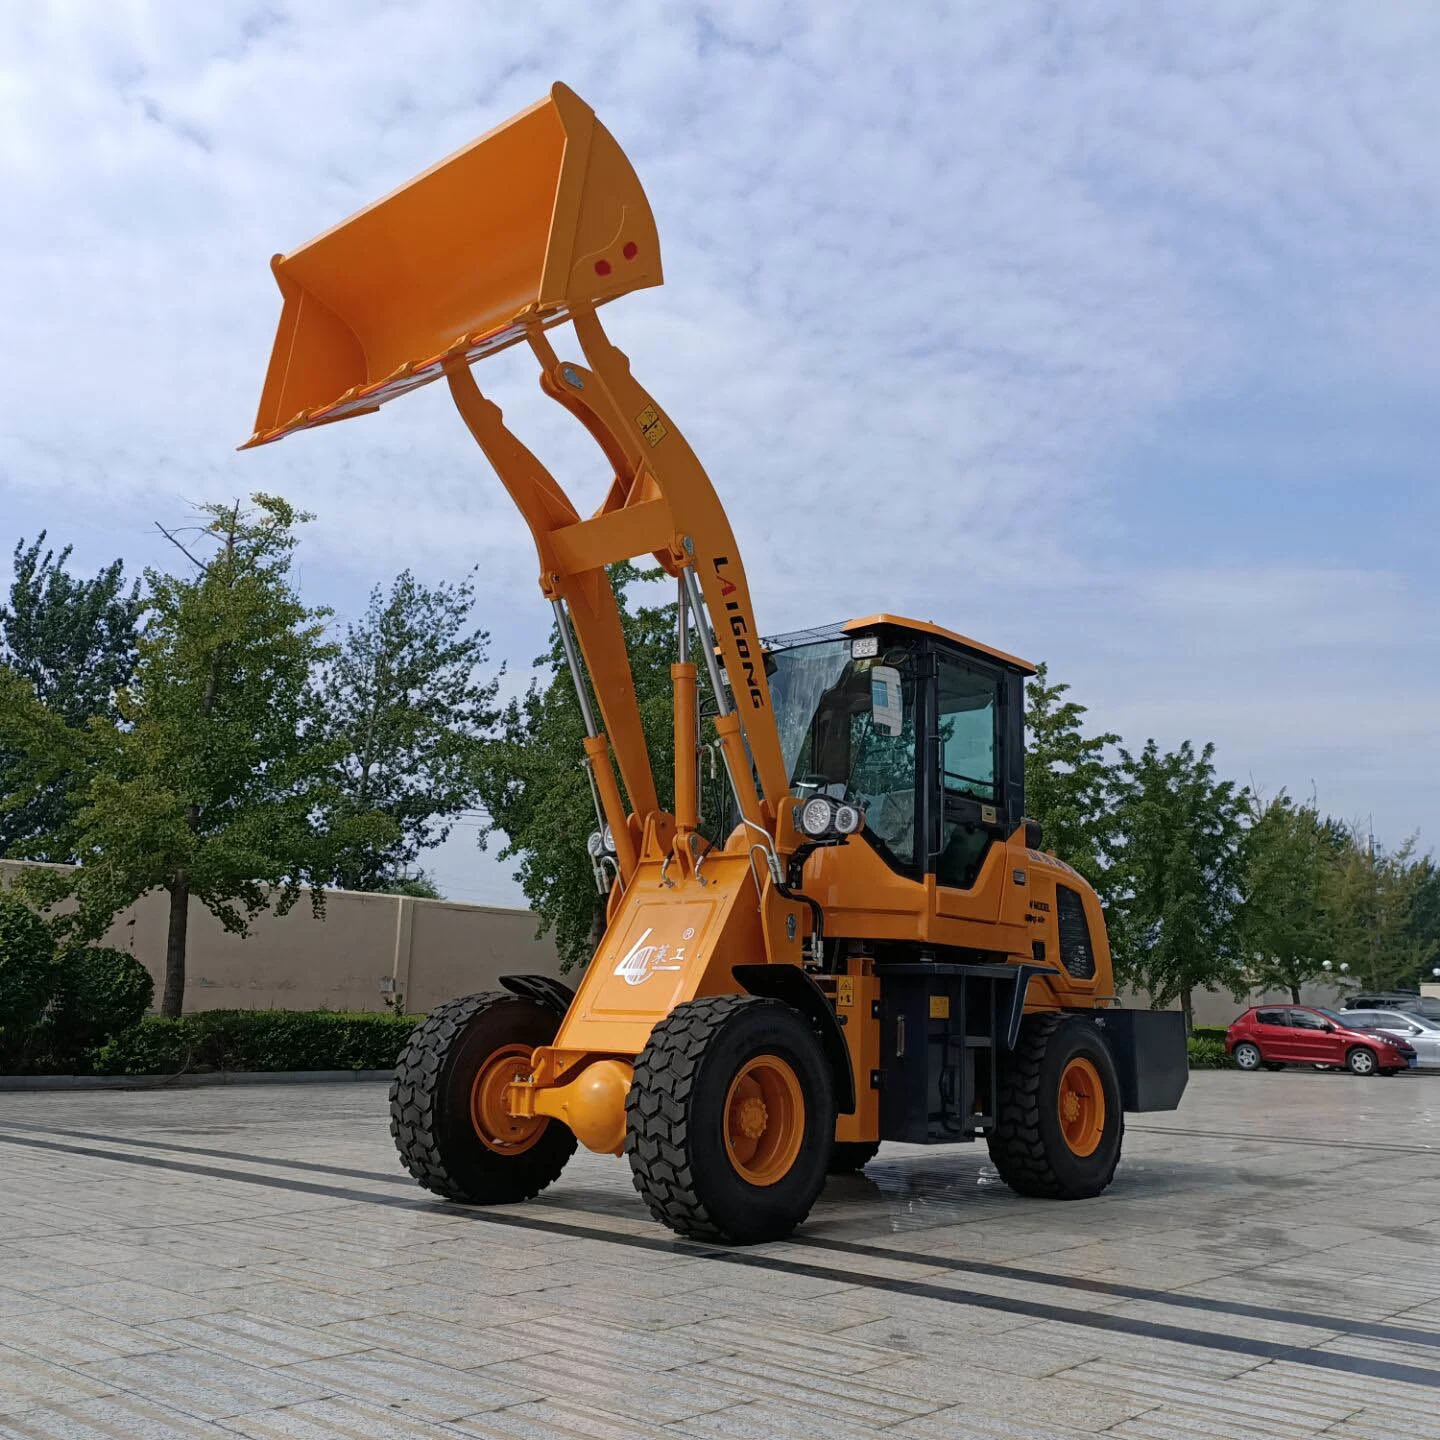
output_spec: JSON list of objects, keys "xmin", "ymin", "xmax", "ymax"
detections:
[{"xmin": 0, "ymin": 860, "xmax": 565, "ymax": 1014}]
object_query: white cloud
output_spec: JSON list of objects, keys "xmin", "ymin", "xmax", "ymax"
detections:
[{"xmin": 1, "ymin": 2, "xmax": 1436, "ymax": 900}]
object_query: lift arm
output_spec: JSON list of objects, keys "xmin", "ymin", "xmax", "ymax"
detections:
[{"xmin": 242, "ymin": 83, "xmax": 791, "ymax": 867}]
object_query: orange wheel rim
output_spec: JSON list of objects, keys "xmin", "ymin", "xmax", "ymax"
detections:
[
  {"xmin": 723, "ymin": 1053, "xmax": 805, "ymax": 1186},
  {"xmin": 1058, "ymin": 1056, "xmax": 1105, "ymax": 1157},
  {"xmin": 469, "ymin": 1044, "xmax": 545, "ymax": 1155}
]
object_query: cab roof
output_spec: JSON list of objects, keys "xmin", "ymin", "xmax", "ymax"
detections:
[{"xmin": 842, "ymin": 614, "xmax": 1036, "ymax": 676}]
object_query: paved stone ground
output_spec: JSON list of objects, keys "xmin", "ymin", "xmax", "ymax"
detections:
[{"xmin": 1, "ymin": 1070, "xmax": 1438, "ymax": 1438}]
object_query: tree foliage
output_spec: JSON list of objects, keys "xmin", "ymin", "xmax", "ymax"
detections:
[
  {"xmin": 1023, "ymin": 662, "xmax": 1119, "ymax": 895},
  {"xmin": 1327, "ymin": 828, "xmax": 1437, "ymax": 993},
  {"xmin": 1240, "ymin": 794, "xmax": 1344, "ymax": 1002},
  {"xmin": 315, "ymin": 569, "xmax": 499, "ymax": 893},
  {"xmin": 0, "ymin": 496, "xmax": 378, "ymax": 1016},
  {"xmin": 0, "ymin": 535, "xmax": 142, "ymax": 859},
  {"xmin": 1109, "ymin": 739, "xmax": 1249, "ymax": 1030}
]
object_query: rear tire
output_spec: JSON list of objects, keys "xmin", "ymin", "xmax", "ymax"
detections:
[
  {"xmin": 390, "ymin": 992, "xmax": 576, "ymax": 1204},
  {"xmin": 1345, "ymin": 1046, "xmax": 1378, "ymax": 1077},
  {"xmin": 626, "ymin": 995, "xmax": 834, "ymax": 1243},
  {"xmin": 828, "ymin": 1140, "xmax": 881, "ymax": 1174},
  {"xmin": 987, "ymin": 1014, "xmax": 1123, "ymax": 1200}
]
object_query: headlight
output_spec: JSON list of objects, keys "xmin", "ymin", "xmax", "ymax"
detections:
[
  {"xmin": 799, "ymin": 797, "xmax": 835, "ymax": 837},
  {"xmin": 833, "ymin": 803, "xmax": 862, "ymax": 835},
  {"xmin": 602, "ymin": 823, "xmax": 616, "ymax": 855},
  {"xmin": 586, "ymin": 830, "xmax": 605, "ymax": 859}
]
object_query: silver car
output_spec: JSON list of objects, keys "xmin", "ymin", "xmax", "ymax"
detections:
[{"xmin": 1342, "ymin": 1010, "xmax": 1440, "ymax": 1068}]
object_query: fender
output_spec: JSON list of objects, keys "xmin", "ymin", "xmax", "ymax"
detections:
[
  {"xmin": 732, "ymin": 964, "xmax": 856, "ymax": 1115},
  {"xmin": 499, "ymin": 974, "xmax": 577, "ymax": 1016}
]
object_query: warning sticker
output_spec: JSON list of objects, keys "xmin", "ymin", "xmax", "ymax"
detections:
[
  {"xmin": 836, "ymin": 976, "xmax": 855, "ymax": 1008},
  {"xmin": 929, "ymin": 995, "xmax": 951, "ymax": 1020},
  {"xmin": 636, "ymin": 406, "xmax": 668, "ymax": 447}
]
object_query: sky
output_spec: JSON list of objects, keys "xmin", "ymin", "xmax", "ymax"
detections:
[{"xmin": 2, "ymin": 2, "xmax": 1437, "ymax": 906}]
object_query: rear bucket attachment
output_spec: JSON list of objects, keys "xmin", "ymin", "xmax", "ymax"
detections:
[{"xmin": 244, "ymin": 82, "xmax": 661, "ymax": 448}]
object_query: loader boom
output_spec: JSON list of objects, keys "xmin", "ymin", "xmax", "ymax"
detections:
[{"xmin": 245, "ymin": 81, "xmax": 790, "ymax": 876}]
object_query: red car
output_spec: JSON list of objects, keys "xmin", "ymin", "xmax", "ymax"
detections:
[{"xmin": 1226, "ymin": 1005, "xmax": 1416, "ymax": 1076}]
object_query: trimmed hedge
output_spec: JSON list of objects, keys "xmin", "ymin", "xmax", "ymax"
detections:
[
  {"xmin": 95, "ymin": 1010, "xmax": 420, "ymax": 1076},
  {"xmin": 0, "ymin": 894, "xmax": 57, "ymax": 1068},
  {"xmin": 1187, "ymin": 1035, "xmax": 1232, "ymax": 1069},
  {"xmin": 1191, "ymin": 1025, "xmax": 1230, "ymax": 1044},
  {"xmin": 43, "ymin": 946, "xmax": 154, "ymax": 1071}
]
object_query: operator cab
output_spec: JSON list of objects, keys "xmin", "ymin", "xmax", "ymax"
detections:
[{"xmin": 765, "ymin": 615, "xmax": 1034, "ymax": 890}]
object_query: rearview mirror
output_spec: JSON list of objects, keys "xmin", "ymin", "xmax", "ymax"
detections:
[{"xmin": 870, "ymin": 665, "xmax": 903, "ymax": 737}]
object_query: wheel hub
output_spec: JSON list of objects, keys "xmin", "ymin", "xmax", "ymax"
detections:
[
  {"xmin": 1057, "ymin": 1056, "xmax": 1106, "ymax": 1158},
  {"xmin": 470, "ymin": 1045, "xmax": 546, "ymax": 1154},
  {"xmin": 737, "ymin": 1096, "xmax": 768, "ymax": 1139},
  {"xmin": 723, "ymin": 1054, "xmax": 805, "ymax": 1187}
]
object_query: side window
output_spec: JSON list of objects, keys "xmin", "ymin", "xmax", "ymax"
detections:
[
  {"xmin": 1254, "ymin": 1010, "xmax": 1287, "ymax": 1027},
  {"xmin": 934, "ymin": 655, "xmax": 1001, "ymax": 891},
  {"xmin": 1288, "ymin": 1011, "xmax": 1327, "ymax": 1030},
  {"xmin": 1055, "ymin": 885, "xmax": 1095, "ymax": 980},
  {"xmin": 937, "ymin": 657, "xmax": 998, "ymax": 802}
]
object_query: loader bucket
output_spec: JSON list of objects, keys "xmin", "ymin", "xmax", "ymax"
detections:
[{"xmin": 243, "ymin": 83, "xmax": 662, "ymax": 448}]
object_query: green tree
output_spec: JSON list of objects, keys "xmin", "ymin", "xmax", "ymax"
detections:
[
  {"xmin": 1241, "ymin": 793, "xmax": 1343, "ymax": 1002},
  {"xmin": 1109, "ymin": 739, "xmax": 1248, "ymax": 1032},
  {"xmin": 1023, "ymin": 662, "xmax": 1120, "ymax": 894},
  {"xmin": 1409, "ymin": 857, "xmax": 1440, "ymax": 988},
  {"xmin": 0, "ymin": 496, "xmax": 376, "ymax": 1016},
  {"xmin": 315, "ymin": 570, "xmax": 500, "ymax": 892},
  {"xmin": 0, "ymin": 535, "xmax": 142, "ymax": 859},
  {"xmin": 1328, "ymin": 829, "xmax": 1436, "ymax": 992},
  {"xmin": 473, "ymin": 566, "xmax": 710, "ymax": 969}
]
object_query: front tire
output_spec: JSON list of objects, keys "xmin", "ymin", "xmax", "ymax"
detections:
[
  {"xmin": 626, "ymin": 995, "xmax": 835, "ymax": 1243},
  {"xmin": 390, "ymin": 992, "xmax": 576, "ymax": 1204},
  {"xmin": 1346, "ymin": 1046, "xmax": 1378, "ymax": 1076},
  {"xmin": 987, "ymin": 1014, "xmax": 1123, "ymax": 1200},
  {"xmin": 828, "ymin": 1140, "xmax": 882, "ymax": 1174},
  {"xmin": 1233, "ymin": 1041, "xmax": 1262, "ymax": 1071}
]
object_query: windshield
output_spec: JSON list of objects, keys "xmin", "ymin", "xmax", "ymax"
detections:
[{"xmin": 767, "ymin": 637, "xmax": 919, "ymax": 867}]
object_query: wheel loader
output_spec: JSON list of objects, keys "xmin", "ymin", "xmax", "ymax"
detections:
[{"xmin": 244, "ymin": 83, "xmax": 1187, "ymax": 1243}]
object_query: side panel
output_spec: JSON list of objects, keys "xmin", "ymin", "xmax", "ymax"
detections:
[{"xmin": 549, "ymin": 853, "xmax": 764, "ymax": 1063}]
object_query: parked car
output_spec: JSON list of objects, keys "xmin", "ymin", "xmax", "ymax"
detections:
[
  {"xmin": 1342, "ymin": 992, "xmax": 1440, "ymax": 1021},
  {"xmin": 1226, "ymin": 1005, "xmax": 1416, "ymax": 1076},
  {"xmin": 1340, "ymin": 1010, "xmax": 1440, "ymax": 1068}
]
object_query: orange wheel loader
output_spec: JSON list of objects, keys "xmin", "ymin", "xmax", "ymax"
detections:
[{"xmin": 244, "ymin": 84, "xmax": 1187, "ymax": 1243}]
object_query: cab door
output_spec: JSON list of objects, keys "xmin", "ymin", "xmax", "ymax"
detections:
[{"xmin": 932, "ymin": 651, "xmax": 1008, "ymax": 919}]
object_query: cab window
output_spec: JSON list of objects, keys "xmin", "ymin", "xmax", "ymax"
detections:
[
  {"xmin": 937, "ymin": 656, "xmax": 998, "ymax": 802},
  {"xmin": 788, "ymin": 649, "xmax": 919, "ymax": 870},
  {"xmin": 935, "ymin": 654, "xmax": 1000, "ymax": 890}
]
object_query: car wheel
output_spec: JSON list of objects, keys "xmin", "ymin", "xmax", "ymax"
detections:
[
  {"xmin": 1233, "ymin": 1042, "xmax": 1262, "ymax": 1071},
  {"xmin": 1345, "ymin": 1046, "xmax": 1378, "ymax": 1076}
]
